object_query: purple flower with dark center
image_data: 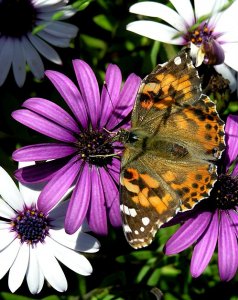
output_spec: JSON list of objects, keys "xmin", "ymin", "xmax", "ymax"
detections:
[
  {"xmin": 12, "ymin": 60, "xmax": 141, "ymax": 235},
  {"xmin": 164, "ymin": 115, "xmax": 238, "ymax": 281}
]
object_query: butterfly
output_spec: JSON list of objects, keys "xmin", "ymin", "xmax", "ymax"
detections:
[{"xmin": 118, "ymin": 48, "xmax": 225, "ymax": 249}]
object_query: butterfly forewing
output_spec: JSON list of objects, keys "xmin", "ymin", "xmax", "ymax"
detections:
[{"xmin": 120, "ymin": 48, "xmax": 225, "ymax": 249}]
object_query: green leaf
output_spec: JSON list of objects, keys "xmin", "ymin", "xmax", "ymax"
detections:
[
  {"xmin": 93, "ymin": 14, "xmax": 114, "ymax": 31},
  {"xmin": 72, "ymin": 0, "xmax": 92, "ymax": 11}
]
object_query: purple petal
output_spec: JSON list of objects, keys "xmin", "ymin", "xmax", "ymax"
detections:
[
  {"xmin": 14, "ymin": 157, "xmax": 69, "ymax": 183},
  {"xmin": 99, "ymin": 167, "xmax": 121, "ymax": 227},
  {"xmin": 22, "ymin": 98, "xmax": 79, "ymax": 133},
  {"xmin": 106, "ymin": 73, "xmax": 141, "ymax": 130},
  {"xmin": 12, "ymin": 109, "xmax": 77, "ymax": 143},
  {"xmin": 99, "ymin": 64, "xmax": 122, "ymax": 128},
  {"xmin": 45, "ymin": 70, "xmax": 88, "ymax": 127},
  {"xmin": 106, "ymin": 157, "xmax": 121, "ymax": 183},
  {"xmin": 73, "ymin": 60, "xmax": 100, "ymax": 129},
  {"xmin": 190, "ymin": 210, "xmax": 218, "ymax": 278},
  {"xmin": 37, "ymin": 156, "xmax": 81, "ymax": 213},
  {"xmin": 164, "ymin": 211, "xmax": 212, "ymax": 255},
  {"xmin": 218, "ymin": 210, "xmax": 238, "ymax": 281},
  {"xmin": 225, "ymin": 115, "xmax": 238, "ymax": 170},
  {"xmin": 65, "ymin": 164, "xmax": 91, "ymax": 234},
  {"xmin": 87, "ymin": 166, "xmax": 108, "ymax": 235},
  {"xmin": 13, "ymin": 143, "xmax": 76, "ymax": 161}
]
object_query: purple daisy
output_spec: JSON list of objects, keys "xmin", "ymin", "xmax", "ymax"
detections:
[
  {"xmin": 164, "ymin": 114, "xmax": 238, "ymax": 281},
  {"xmin": 12, "ymin": 60, "xmax": 141, "ymax": 235}
]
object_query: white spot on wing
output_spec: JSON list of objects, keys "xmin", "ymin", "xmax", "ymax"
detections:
[
  {"xmin": 174, "ymin": 56, "xmax": 182, "ymax": 65},
  {"xmin": 123, "ymin": 224, "xmax": 132, "ymax": 233},
  {"xmin": 142, "ymin": 217, "xmax": 150, "ymax": 226},
  {"xmin": 120, "ymin": 204, "xmax": 137, "ymax": 217}
]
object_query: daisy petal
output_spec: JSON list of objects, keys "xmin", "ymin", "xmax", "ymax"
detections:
[
  {"xmin": 12, "ymin": 38, "xmax": 26, "ymax": 87},
  {"xmin": 22, "ymin": 97, "xmax": 79, "ymax": 133},
  {"xmin": 45, "ymin": 70, "xmax": 88, "ymax": 127},
  {"xmin": 28, "ymin": 33, "xmax": 62, "ymax": 64},
  {"xmin": 36, "ymin": 240, "xmax": 67, "ymax": 292},
  {"xmin": 99, "ymin": 167, "xmax": 121, "ymax": 227},
  {"xmin": 164, "ymin": 211, "xmax": 212, "ymax": 254},
  {"xmin": 126, "ymin": 21, "xmax": 184, "ymax": 45},
  {"xmin": 14, "ymin": 158, "xmax": 69, "ymax": 183},
  {"xmin": 107, "ymin": 73, "xmax": 141, "ymax": 130},
  {"xmin": 0, "ymin": 37, "xmax": 13, "ymax": 86},
  {"xmin": 21, "ymin": 36, "xmax": 45, "ymax": 79},
  {"xmin": 218, "ymin": 210, "xmax": 238, "ymax": 281},
  {"xmin": 12, "ymin": 109, "xmax": 77, "ymax": 143},
  {"xmin": 224, "ymin": 115, "xmax": 238, "ymax": 170},
  {"xmin": 87, "ymin": 166, "xmax": 108, "ymax": 235},
  {"xmin": 0, "ymin": 229, "xmax": 16, "ymax": 251},
  {"xmin": 65, "ymin": 164, "xmax": 91, "ymax": 234},
  {"xmin": 99, "ymin": 64, "xmax": 122, "ymax": 128},
  {"xmin": 26, "ymin": 247, "xmax": 44, "ymax": 294},
  {"xmin": 73, "ymin": 60, "xmax": 100, "ymax": 129},
  {"xmin": 190, "ymin": 210, "xmax": 218, "ymax": 277},
  {"xmin": 38, "ymin": 157, "xmax": 81, "ymax": 213},
  {"xmin": 0, "ymin": 238, "xmax": 21, "ymax": 280},
  {"xmin": 8, "ymin": 243, "xmax": 29, "ymax": 293},
  {"xmin": 0, "ymin": 167, "xmax": 25, "ymax": 211},
  {"xmin": 13, "ymin": 143, "xmax": 76, "ymax": 161},
  {"xmin": 170, "ymin": 0, "xmax": 195, "ymax": 27},
  {"xmin": 46, "ymin": 237, "xmax": 93, "ymax": 275},
  {"xmin": 130, "ymin": 1, "xmax": 187, "ymax": 31},
  {"xmin": 223, "ymin": 44, "xmax": 238, "ymax": 72}
]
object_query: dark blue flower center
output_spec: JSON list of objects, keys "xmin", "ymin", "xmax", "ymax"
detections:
[
  {"xmin": 0, "ymin": 0, "xmax": 37, "ymax": 37},
  {"xmin": 77, "ymin": 130, "xmax": 114, "ymax": 166},
  {"xmin": 11, "ymin": 207, "xmax": 50, "ymax": 245},
  {"xmin": 214, "ymin": 174, "xmax": 238, "ymax": 210}
]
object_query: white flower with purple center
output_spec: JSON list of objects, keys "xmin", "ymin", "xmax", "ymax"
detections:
[
  {"xmin": 12, "ymin": 60, "xmax": 141, "ymax": 236},
  {"xmin": 127, "ymin": 0, "xmax": 238, "ymax": 91},
  {"xmin": 0, "ymin": 164, "xmax": 100, "ymax": 294},
  {"xmin": 0, "ymin": 0, "xmax": 78, "ymax": 87}
]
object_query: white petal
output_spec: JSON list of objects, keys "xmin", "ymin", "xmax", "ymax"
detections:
[
  {"xmin": 0, "ymin": 197, "xmax": 16, "ymax": 219},
  {"xmin": 127, "ymin": 21, "xmax": 184, "ymax": 44},
  {"xmin": 0, "ymin": 229, "xmax": 16, "ymax": 251},
  {"xmin": 170, "ymin": 0, "xmax": 195, "ymax": 27},
  {"xmin": 28, "ymin": 34, "xmax": 62, "ymax": 64},
  {"xmin": 214, "ymin": 63, "xmax": 236, "ymax": 92},
  {"xmin": 21, "ymin": 36, "xmax": 45, "ymax": 79},
  {"xmin": 26, "ymin": 247, "xmax": 44, "ymax": 294},
  {"xmin": 50, "ymin": 228, "xmax": 100, "ymax": 253},
  {"xmin": 47, "ymin": 237, "xmax": 93, "ymax": 275},
  {"xmin": 223, "ymin": 43, "xmax": 238, "ymax": 72},
  {"xmin": 0, "ymin": 221, "xmax": 12, "ymax": 229},
  {"xmin": 0, "ymin": 167, "xmax": 25, "ymax": 211},
  {"xmin": 0, "ymin": 37, "xmax": 13, "ymax": 86},
  {"xmin": 0, "ymin": 238, "xmax": 20, "ymax": 280},
  {"xmin": 36, "ymin": 240, "xmax": 67, "ymax": 292},
  {"xmin": 18, "ymin": 162, "xmax": 45, "ymax": 207},
  {"xmin": 194, "ymin": 0, "xmax": 221, "ymax": 20},
  {"xmin": 8, "ymin": 243, "xmax": 30, "ymax": 293},
  {"xmin": 215, "ymin": 1, "xmax": 238, "ymax": 36},
  {"xmin": 129, "ymin": 1, "xmax": 187, "ymax": 31},
  {"xmin": 48, "ymin": 199, "xmax": 69, "ymax": 220}
]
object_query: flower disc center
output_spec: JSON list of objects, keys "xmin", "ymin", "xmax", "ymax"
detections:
[
  {"xmin": 0, "ymin": 0, "xmax": 37, "ymax": 37},
  {"xmin": 188, "ymin": 23, "xmax": 213, "ymax": 45},
  {"xmin": 77, "ymin": 130, "xmax": 114, "ymax": 166},
  {"xmin": 11, "ymin": 207, "xmax": 50, "ymax": 245},
  {"xmin": 214, "ymin": 174, "xmax": 238, "ymax": 210}
]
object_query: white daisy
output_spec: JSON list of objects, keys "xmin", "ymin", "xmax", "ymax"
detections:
[
  {"xmin": 127, "ymin": 0, "xmax": 238, "ymax": 91},
  {"xmin": 0, "ymin": 0, "xmax": 78, "ymax": 87},
  {"xmin": 0, "ymin": 165, "xmax": 100, "ymax": 294}
]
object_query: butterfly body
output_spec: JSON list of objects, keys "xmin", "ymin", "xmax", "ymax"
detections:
[{"xmin": 119, "ymin": 48, "xmax": 225, "ymax": 249}]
